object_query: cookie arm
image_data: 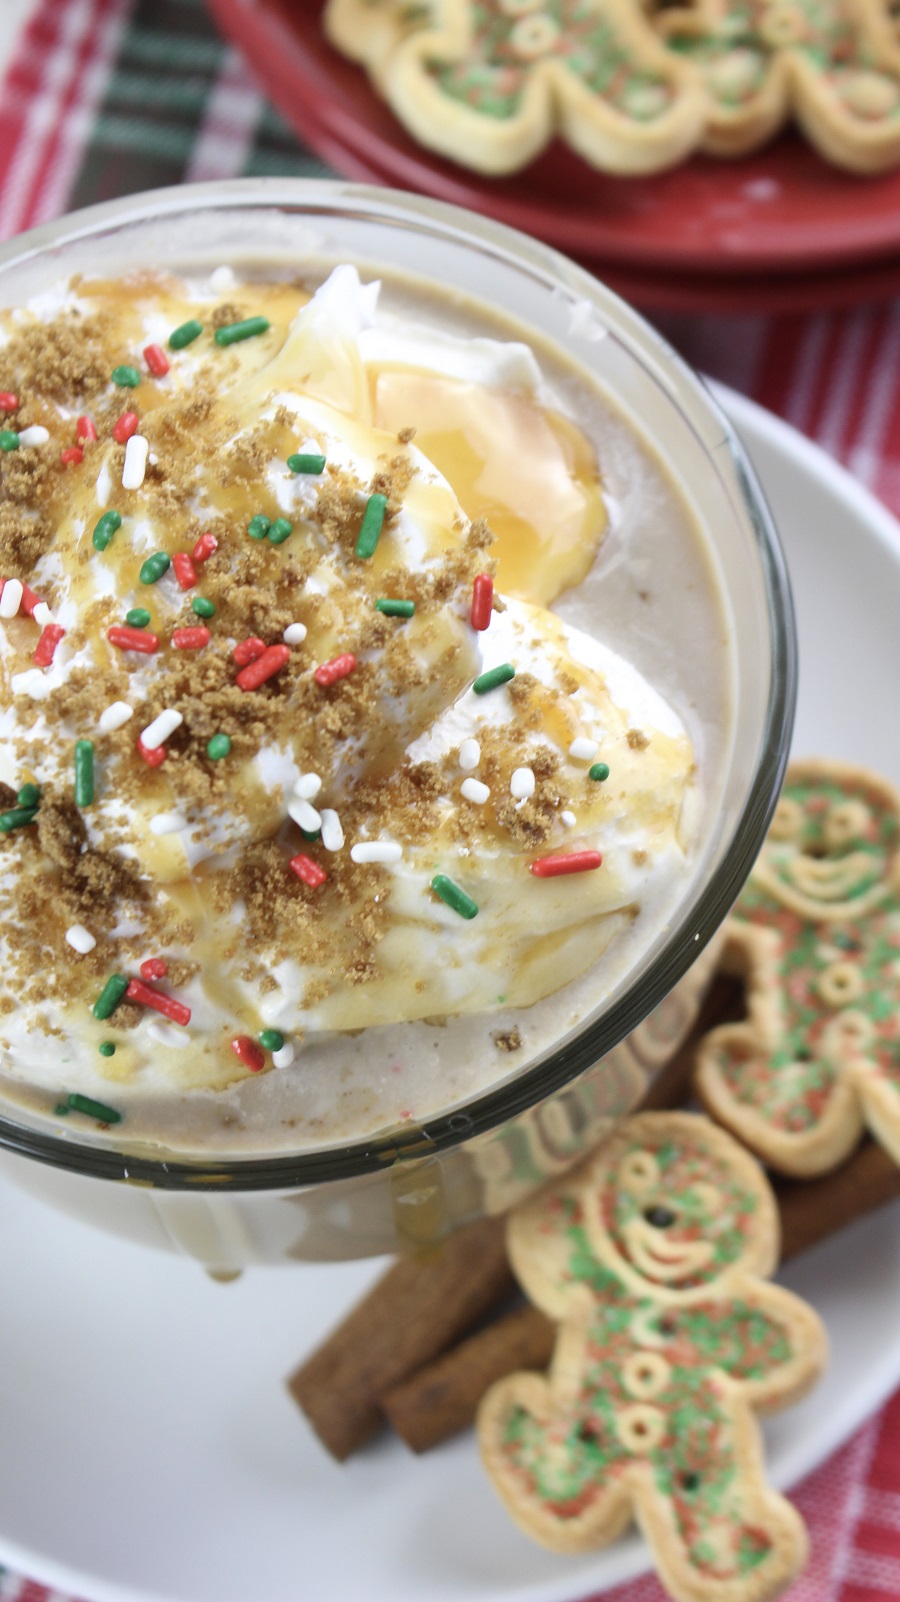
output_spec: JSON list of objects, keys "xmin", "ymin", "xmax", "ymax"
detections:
[{"xmin": 681, "ymin": 1281, "xmax": 828, "ymax": 1415}]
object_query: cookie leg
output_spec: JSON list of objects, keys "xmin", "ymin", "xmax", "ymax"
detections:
[
  {"xmin": 637, "ymin": 1383, "xmax": 808, "ymax": 1602},
  {"xmin": 478, "ymin": 1371, "xmax": 634, "ymax": 1556}
]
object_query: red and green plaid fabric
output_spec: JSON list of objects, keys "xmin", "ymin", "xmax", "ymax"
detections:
[{"xmin": 2, "ymin": 4, "xmax": 900, "ymax": 1601}]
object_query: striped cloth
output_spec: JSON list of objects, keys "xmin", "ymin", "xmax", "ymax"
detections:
[{"xmin": 0, "ymin": 4, "xmax": 900, "ymax": 1601}]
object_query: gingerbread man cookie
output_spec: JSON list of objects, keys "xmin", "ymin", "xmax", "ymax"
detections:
[
  {"xmin": 478, "ymin": 1112, "xmax": 826, "ymax": 1602},
  {"xmin": 363, "ymin": 0, "xmax": 707, "ymax": 175},
  {"xmin": 656, "ymin": 0, "xmax": 900, "ymax": 171},
  {"xmin": 695, "ymin": 759, "xmax": 900, "ymax": 1177}
]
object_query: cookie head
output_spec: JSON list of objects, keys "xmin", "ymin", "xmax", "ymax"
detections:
[
  {"xmin": 589, "ymin": 1114, "xmax": 774, "ymax": 1292},
  {"xmin": 756, "ymin": 765, "xmax": 900, "ymax": 919}
]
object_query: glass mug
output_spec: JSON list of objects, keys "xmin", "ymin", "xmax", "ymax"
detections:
[{"xmin": 0, "ymin": 180, "xmax": 795, "ymax": 1266}]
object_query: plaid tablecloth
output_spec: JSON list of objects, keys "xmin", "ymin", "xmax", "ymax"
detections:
[{"xmin": 2, "ymin": 3, "xmax": 900, "ymax": 1600}]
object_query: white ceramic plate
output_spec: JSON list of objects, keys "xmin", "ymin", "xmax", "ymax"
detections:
[{"xmin": 2, "ymin": 386, "xmax": 900, "ymax": 1602}]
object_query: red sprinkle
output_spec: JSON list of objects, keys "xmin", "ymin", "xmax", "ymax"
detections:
[
  {"xmin": 192, "ymin": 532, "xmax": 218, "ymax": 563},
  {"xmin": 20, "ymin": 583, "xmax": 43, "ymax": 618},
  {"xmin": 530, "ymin": 850, "xmax": 603, "ymax": 879},
  {"xmin": 125, "ymin": 977, "xmax": 191, "ymax": 1027},
  {"xmin": 33, "ymin": 623, "xmax": 65, "ymax": 666},
  {"xmin": 471, "ymin": 573, "xmax": 493, "ymax": 632},
  {"xmin": 112, "ymin": 411, "xmax": 139, "ymax": 445},
  {"xmin": 76, "ymin": 415, "xmax": 97, "ymax": 443},
  {"xmin": 231, "ymin": 1035, "xmax": 265, "ymax": 1073},
  {"xmin": 290, "ymin": 852, "xmax": 328, "ymax": 888},
  {"xmin": 171, "ymin": 552, "xmax": 197, "ymax": 590},
  {"xmin": 137, "ymin": 737, "xmax": 167, "ymax": 768},
  {"xmin": 314, "ymin": 652, "xmax": 357, "ymax": 688},
  {"xmin": 233, "ymin": 636, "xmax": 266, "ymax": 667},
  {"xmin": 108, "ymin": 624, "xmax": 160, "ymax": 655},
  {"xmin": 0, "ymin": 393, "xmax": 18, "ymax": 412},
  {"xmin": 143, "ymin": 343, "xmax": 170, "ymax": 378},
  {"xmin": 236, "ymin": 643, "xmax": 290, "ymax": 691},
  {"xmin": 140, "ymin": 958, "xmax": 168, "ymax": 982},
  {"xmin": 172, "ymin": 625, "xmax": 210, "ymax": 650},
  {"xmin": 60, "ymin": 446, "xmax": 83, "ymax": 467}
]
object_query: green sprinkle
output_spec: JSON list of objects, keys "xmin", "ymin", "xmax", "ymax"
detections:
[
  {"xmin": 247, "ymin": 514, "xmax": 271, "ymax": 541},
  {"xmin": 0, "ymin": 429, "xmax": 19, "ymax": 452},
  {"xmin": 168, "ymin": 319, "xmax": 203, "ymax": 350},
  {"xmin": 74, "ymin": 739, "xmax": 95, "ymax": 807},
  {"xmin": 92, "ymin": 973, "xmax": 129, "ymax": 1021},
  {"xmin": 356, "ymin": 493, "xmax": 387, "ymax": 560},
  {"xmin": 301, "ymin": 827, "xmax": 320, "ymax": 842},
  {"xmin": 16, "ymin": 782, "xmax": 40, "ymax": 809},
  {"xmin": 112, "ymin": 364, "xmax": 140, "ymax": 388},
  {"xmin": 472, "ymin": 663, "xmax": 515, "ymax": 695},
  {"xmin": 589, "ymin": 762, "xmax": 610, "ymax": 782},
  {"xmin": 214, "ymin": 316, "xmax": 270, "ymax": 347},
  {"xmin": 139, "ymin": 552, "xmax": 171, "ymax": 585},
  {"xmin": 92, "ymin": 509, "xmax": 122, "ymax": 552},
  {"xmin": 376, "ymin": 598, "xmax": 415, "ymax": 618},
  {"xmin": 192, "ymin": 596, "xmax": 215, "ymax": 618},
  {"xmin": 259, "ymin": 1029, "xmax": 284, "ymax": 1052},
  {"xmin": 0, "ymin": 806, "xmax": 38, "ymax": 833},
  {"xmin": 54, "ymin": 1102, "xmax": 70, "ymax": 1116},
  {"xmin": 268, "ymin": 517, "xmax": 293, "ymax": 545},
  {"xmin": 431, "ymin": 874, "xmax": 478, "ymax": 920},
  {"xmin": 98, "ymin": 1041, "xmax": 116, "ymax": 1058},
  {"xmin": 288, "ymin": 453, "xmax": 326, "ymax": 475},
  {"xmin": 125, "ymin": 607, "xmax": 151, "ymax": 628},
  {"xmin": 64, "ymin": 1091, "xmax": 122, "ymax": 1125},
  {"xmin": 206, "ymin": 733, "xmax": 232, "ymax": 761}
]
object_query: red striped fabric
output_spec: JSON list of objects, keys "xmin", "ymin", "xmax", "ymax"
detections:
[{"xmin": 0, "ymin": 7, "xmax": 899, "ymax": 1602}]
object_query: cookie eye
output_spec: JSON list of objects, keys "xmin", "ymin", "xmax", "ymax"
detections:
[
  {"xmin": 769, "ymin": 796, "xmax": 804, "ymax": 842},
  {"xmin": 824, "ymin": 800, "xmax": 872, "ymax": 850},
  {"xmin": 643, "ymin": 1205, "xmax": 676, "ymax": 1228},
  {"xmin": 619, "ymin": 1149, "xmax": 659, "ymax": 1196}
]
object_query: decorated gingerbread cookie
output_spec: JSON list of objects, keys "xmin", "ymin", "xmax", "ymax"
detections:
[
  {"xmin": 695, "ymin": 759, "xmax": 900, "ymax": 1176},
  {"xmin": 478, "ymin": 1112, "xmax": 826, "ymax": 1602},
  {"xmin": 655, "ymin": 0, "xmax": 900, "ymax": 171},
  {"xmin": 353, "ymin": 0, "xmax": 707, "ymax": 175}
]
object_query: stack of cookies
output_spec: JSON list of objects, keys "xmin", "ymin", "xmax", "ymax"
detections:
[{"xmin": 324, "ymin": 0, "xmax": 900, "ymax": 174}]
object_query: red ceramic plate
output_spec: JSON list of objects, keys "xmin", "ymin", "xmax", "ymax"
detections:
[{"xmin": 209, "ymin": 0, "xmax": 900, "ymax": 280}]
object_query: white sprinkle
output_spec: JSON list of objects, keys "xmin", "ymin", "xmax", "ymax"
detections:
[
  {"xmin": 294, "ymin": 772, "xmax": 322, "ymax": 800},
  {"xmin": 17, "ymin": 425, "xmax": 49, "ymax": 447},
  {"xmin": 320, "ymin": 808, "xmax": 344, "ymax": 851},
  {"xmin": 147, "ymin": 1020, "xmax": 191, "ymax": 1050},
  {"xmin": 122, "ymin": 433, "xmax": 149, "ymax": 490},
  {"xmin": 140, "ymin": 708, "xmax": 183, "ymax": 750},
  {"xmin": 288, "ymin": 797, "xmax": 321, "ymax": 833},
  {"xmin": 32, "ymin": 601, "xmax": 54, "ymax": 627},
  {"xmin": 11, "ymin": 669, "xmax": 50, "ymax": 698},
  {"xmin": 99, "ymin": 700, "xmax": 134, "ymax": 733},
  {"xmin": 210, "ymin": 264, "xmax": 236, "ymax": 292},
  {"xmin": 0, "ymin": 579, "xmax": 23, "ymax": 618},
  {"xmin": 350, "ymin": 841, "xmax": 403, "ymax": 865},
  {"xmin": 458, "ymin": 738, "xmax": 481, "ymax": 771},
  {"xmin": 561, "ymin": 810, "xmax": 577, "ymax": 827},
  {"xmin": 95, "ymin": 459, "xmax": 112, "ymax": 506},
  {"xmin": 569, "ymin": 737, "xmax": 599, "ymax": 762},
  {"xmin": 149, "ymin": 810, "xmax": 187, "ymax": 836},
  {"xmin": 510, "ymin": 766, "xmax": 535, "ymax": 800},
  {"xmin": 65, "ymin": 924, "xmax": 96, "ymax": 954},
  {"xmin": 148, "ymin": 452, "xmax": 158, "ymax": 466},
  {"xmin": 283, "ymin": 622, "xmax": 307, "ymax": 645},
  {"xmin": 272, "ymin": 1042, "xmax": 295, "ymax": 1069},
  {"xmin": 461, "ymin": 778, "xmax": 490, "ymax": 805}
]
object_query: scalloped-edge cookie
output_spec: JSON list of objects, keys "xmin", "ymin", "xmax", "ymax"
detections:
[
  {"xmin": 359, "ymin": 0, "xmax": 708, "ymax": 175},
  {"xmin": 656, "ymin": 0, "xmax": 900, "ymax": 171},
  {"xmin": 478, "ymin": 1112, "xmax": 826, "ymax": 1602},
  {"xmin": 695, "ymin": 759, "xmax": 900, "ymax": 1176}
]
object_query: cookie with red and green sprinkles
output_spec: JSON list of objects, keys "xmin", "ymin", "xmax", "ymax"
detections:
[
  {"xmin": 333, "ymin": 0, "xmax": 707, "ymax": 177},
  {"xmin": 478, "ymin": 1111, "xmax": 826, "ymax": 1602},
  {"xmin": 695, "ymin": 758, "xmax": 900, "ymax": 1177}
]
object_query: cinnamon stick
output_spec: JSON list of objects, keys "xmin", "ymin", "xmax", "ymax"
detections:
[
  {"xmin": 380, "ymin": 1136, "xmax": 900, "ymax": 1453},
  {"xmin": 286, "ymin": 1213, "xmax": 510, "ymax": 1460}
]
